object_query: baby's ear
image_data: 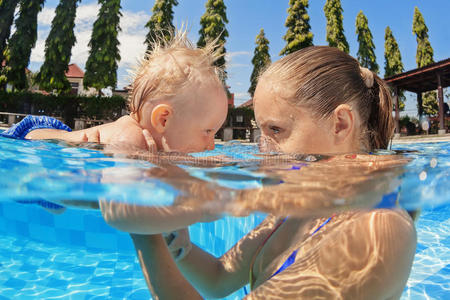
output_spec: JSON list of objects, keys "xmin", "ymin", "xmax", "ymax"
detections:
[{"xmin": 151, "ymin": 104, "xmax": 173, "ymax": 133}]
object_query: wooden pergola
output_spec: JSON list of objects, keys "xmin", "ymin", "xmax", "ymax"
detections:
[{"xmin": 384, "ymin": 58, "xmax": 450, "ymax": 134}]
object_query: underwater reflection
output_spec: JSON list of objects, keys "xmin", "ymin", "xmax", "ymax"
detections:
[{"xmin": 99, "ymin": 151, "xmax": 410, "ymax": 225}]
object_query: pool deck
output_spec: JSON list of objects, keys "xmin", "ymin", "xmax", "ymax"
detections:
[{"xmin": 392, "ymin": 133, "xmax": 450, "ymax": 144}]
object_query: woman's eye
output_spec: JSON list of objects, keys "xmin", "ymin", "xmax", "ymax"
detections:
[{"xmin": 269, "ymin": 126, "xmax": 282, "ymax": 134}]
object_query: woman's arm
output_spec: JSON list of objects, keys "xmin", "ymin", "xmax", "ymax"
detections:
[
  {"xmin": 173, "ymin": 216, "xmax": 279, "ymax": 299},
  {"xmin": 131, "ymin": 233, "xmax": 203, "ymax": 300},
  {"xmin": 131, "ymin": 216, "xmax": 279, "ymax": 299}
]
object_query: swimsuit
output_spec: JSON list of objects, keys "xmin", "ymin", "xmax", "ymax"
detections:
[
  {"xmin": 0, "ymin": 115, "xmax": 71, "ymax": 139},
  {"xmin": 247, "ymin": 215, "xmax": 334, "ymax": 292}
]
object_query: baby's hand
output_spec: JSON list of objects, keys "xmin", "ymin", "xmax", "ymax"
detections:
[{"xmin": 163, "ymin": 228, "xmax": 192, "ymax": 262}]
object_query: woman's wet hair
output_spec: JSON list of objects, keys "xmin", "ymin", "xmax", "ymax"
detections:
[
  {"xmin": 260, "ymin": 46, "xmax": 394, "ymax": 150},
  {"xmin": 128, "ymin": 29, "xmax": 224, "ymax": 121}
]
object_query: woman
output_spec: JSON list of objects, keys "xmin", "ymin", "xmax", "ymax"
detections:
[{"xmin": 103, "ymin": 46, "xmax": 416, "ymax": 299}]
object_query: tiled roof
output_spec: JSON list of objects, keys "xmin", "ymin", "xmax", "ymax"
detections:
[
  {"xmin": 65, "ymin": 64, "xmax": 84, "ymax": 78},
  {"xmin": 238, "ymin": 99, "xmax": 253, "ymax": 108}
]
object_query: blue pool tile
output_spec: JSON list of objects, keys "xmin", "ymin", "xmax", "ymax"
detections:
[
  {"xmin": 83, "ymin": 214, "xmax": 116, "ymax": 234},
  {"xmin": 15, "ymin": 221, "xmax": 29, "ymax": 237},
  {"xmin": 90, "ymin": 275, "xmax": 112, "ymax": 285},
  {"xmin": 416, "ymin": 242, "xmax": 427, "ymax": 252},
  {"xmin": 19, "ymin": 264, "xmax": 38, "ymax": 273},
  {"xmin": 28, "ymin": 208, "xmax": 55, "ymax": 227},
  {"xmin": 128, "ymin": 288, "xmax": 151, "ymax": 300},
  {"xmin": 66, "ymin": 265, "xmax": 96, "ymax": 275},
  {"xmin": 5, "ymin": 203, "xmax": 28, "ymax": 222},
  {"xmin": 97, "ymin": 260, "xmax": 116, "ymax": 269},
  {"xmin": 47, "ymin": 278, "xmax": 69, "ymax": 289},
  {"xmin": 54, "ymin": 211, "xmax": 85, "ymax": 231},
  {"xmin": 109, "ymin": 286, "xmax": 130, "ymax": 298},
  {"xmin": 85, "ymin": 232, "xmax": 118, "ymax": 251},
  {"xmin": 28, "ymin": 224, "xmax": 57, "ymax": 243},
  {"xmin": 0, "ymin": 218, "xmax": 6, "ymax": 233},
  {"xmin": 116, "ymin": 233, "xmax": 134, "ymax": 252},
  {"xmin": 54, "ymin": 228, "xmax": 71, "ymax": 244},
  {"xmin": 3, "ymin": 278, "xmax": 26, "ymax": 289},
  {"xmin": 69, "ymin": 229, "xmax": 86, "ymax": 247}
]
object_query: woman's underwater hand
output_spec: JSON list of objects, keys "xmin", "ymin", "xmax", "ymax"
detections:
[
  {"xmin": 143, "ymin": 129, "xmax": 157, "ymax": 153},
  {"xmin": 164, "ymin": 228, "xmax": 192, "ymax": 261}
]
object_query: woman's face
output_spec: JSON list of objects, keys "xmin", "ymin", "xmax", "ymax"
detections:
[{"xmin": 254, "ymin": 82, "xmax": 336, "ymax": 154}]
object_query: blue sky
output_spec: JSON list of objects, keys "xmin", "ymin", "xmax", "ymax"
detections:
[{"xmin": 29, "ymin": 0, "xmax": 449, "ymax": 114}]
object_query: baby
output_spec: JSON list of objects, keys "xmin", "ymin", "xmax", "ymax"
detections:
[{"xmin": 1, "ymin": 31, "xmax": 228, "ymax": 153}]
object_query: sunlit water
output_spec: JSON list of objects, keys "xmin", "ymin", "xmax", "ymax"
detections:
[{"xmin": 0, "ymin": 134, "xmax": 448, "ymax": 299}]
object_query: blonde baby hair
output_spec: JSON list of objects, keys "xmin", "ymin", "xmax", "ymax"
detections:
[{"xmin": 129, "ymin": 29, "xmax": 224, "ymax": 121}]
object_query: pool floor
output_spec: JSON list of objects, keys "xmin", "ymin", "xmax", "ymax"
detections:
[
  {"xmin": 0, "ymin": 205, "xmax": 449, "ymax": 299},
  {"xmin": 0, "ymin": 234, "xmax": 149, "ymax": 299}
]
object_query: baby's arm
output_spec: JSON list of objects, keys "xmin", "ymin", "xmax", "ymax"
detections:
[{"xmin": 26, "ymin": 128, "xmax": 89, "ymax": 143}]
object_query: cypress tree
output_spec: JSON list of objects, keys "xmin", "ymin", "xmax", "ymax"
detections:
[
  {"xmin": 248, "ymin": 29, "xmax": 271, "ymax": 98},
  {"xmin": 84, "ymin": 0, "xmax": 122, "ymax": 93},
  {"xmin": 384, "ymin": 26, "xmax": 405, "ymax": 110},
  {"xmin": 197, "ymin": 0, "xmax": 229, "ymax": 81},
  {"xmin": 413, "ymin": 7, "xmax": 434, "ymax": 68},
  {"xmin": 413, "ymin": 6, "xmax": 437, "ymax": 116},
  {"xmin": 145, "ymin": 0, "xmax": 178, "ymax": 53},
  {"xmin": 3, "ymin": 0, "xmax": 45, "ymax": 91},
  {"xmin": 324, "ymin": 0, "xmax": 349, "ymax": 53},
  {"xmin": 36, "ymin": 0, "xmax": 80, "ymax": 94},
  {"xmin": 280, "ymin": 0, "xmax": 313, "ymax": 56},
  {"xmin": 355, "ymin": 10, "xmax": 378, "ymax": 73},
  {"xmin": 0, "ymin": 0, "xmax": 20, "ymax": 65}
]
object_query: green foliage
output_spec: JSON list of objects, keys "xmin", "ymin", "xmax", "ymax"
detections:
[
  {"xmin": 422, "ymin": 91, "xmax": 438, "ymax": 116},
  {"xmin": 412, "ymin": 7, "xmax": 436, "ymax": 116},
  {"xmin": 412, "ymin": 7, "xmax": 434, "ymax": 68},
  {"xmin": 384, "ymin": 27, "xmax": 403, "ymax": 77},
  {"xmin": 248, "ymin": 29, "xmax": 271, "ymax": 98},
  {"xmin": 3, "ymin": 0, "xmax": 45, "ymax": 91},
  {"xmin": 0, "ymin": 0, "xmax": 20, "ymax": 65},
  {"xmin": 324, "ymin": 0, "xmax": 349, "ymax": 53},
  {"xmin": 280, "ymin": 0, "xmax": 313, "ymax": 56},
  {"xmin": 0, "ymin": 91, "xmax": 126, "ymax": 120},
  {"xmin": 197, "ymin": 0, "xmax": 229, "ymax": 81},
  {"xmin": 35, "ymin": 0, "xmax": 80, "ymax": 94},
  {"xmin": 384, "ymin": 26, "xmax": 405, "ymax": 110},
  {"xmin": 84, "ymin": 0, "xmax": 122, "ymax": 93},
  {"xmin": 145, "ymin": 0, "xmax": 178, "ymax": 52},
  {"xmin": 355, "ymin": 10, "xmax": 378, "ymax": 73}
]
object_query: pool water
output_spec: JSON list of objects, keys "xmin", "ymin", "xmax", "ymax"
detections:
[{"xmin": 0, "ymin": 135, "xmax": 449, "ymax": 299}]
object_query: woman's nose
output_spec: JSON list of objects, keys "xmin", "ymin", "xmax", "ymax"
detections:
[{"xmin": 258, "ymin": 135, "xmax": 279, "ymax": 152}]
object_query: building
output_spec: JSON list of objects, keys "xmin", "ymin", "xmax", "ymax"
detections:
[{"xmin": 65, "ymin": 64, "xmax": 96, "ymax": 96}]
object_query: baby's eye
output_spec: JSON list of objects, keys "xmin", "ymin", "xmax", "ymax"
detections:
[{"xmin": 205, "ymin": 129, "xmax": 213, "ymax": 135}]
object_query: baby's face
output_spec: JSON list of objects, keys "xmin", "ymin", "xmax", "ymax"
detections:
[{"xmin": 162, "ymin": 81, "xmax": 228, "ymax": 153}]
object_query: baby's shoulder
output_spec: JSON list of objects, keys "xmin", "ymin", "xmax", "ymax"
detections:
[{"xmin": 110, "ymin": 117, "xmax": 148, "ymax": 150}]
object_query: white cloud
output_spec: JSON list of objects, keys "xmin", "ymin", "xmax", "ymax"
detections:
[
  {"xmin": 228, "ymin": 63, "xmax": 250, "ymax": 68},
  {"xmin": 37, "ymin": 7, "xmax": 55, "ymax": 27},
  {"xmin": 226, "ymin": 51, "xmax": 251, "ymax": 59},
  {"xmin": 234, "ymin": 92, "xmax": 250, "ymax": 100}
]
